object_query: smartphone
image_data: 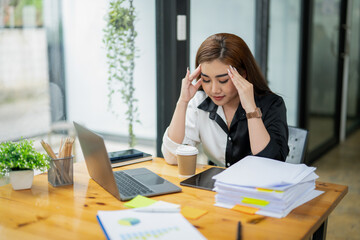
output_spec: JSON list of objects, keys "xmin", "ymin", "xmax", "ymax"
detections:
[{"xmin": 108, "ymin": 149, "xmax": 144, "ymax": 161}]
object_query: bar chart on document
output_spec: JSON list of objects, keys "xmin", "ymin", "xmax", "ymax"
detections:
[{"xmin": 97, "ymin": 210, "xmax": 206, "ymax": 240}]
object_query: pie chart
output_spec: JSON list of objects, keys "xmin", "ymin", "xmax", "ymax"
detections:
[{"xmin": 118, "ymin": 218, "xmax": 141, "ymax": 226}]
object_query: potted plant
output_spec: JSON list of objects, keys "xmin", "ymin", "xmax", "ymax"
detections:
[
  {"xmin": 0, "ymin": 139, "xmax": 50, "ymax": 190},
  {"xmin": 103, "ymin": 0, "xmax": 139, "ymax": 147}
]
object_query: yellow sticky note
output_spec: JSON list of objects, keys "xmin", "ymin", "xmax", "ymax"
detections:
[
  {"xmin": 256, "ymin": 187, "xmax": 274, "ymax": 193},
  {"xmin": 181, "ymin": 206, "xmax": 208, "ymax": 220},
  {"xmin": 256, "ymin": 188, "xmax": 283, "ymax": 193},
  {"xmin": 242, "ymin": 197, "xmax": 269, "ymax": 207},
  {"xmin": 124, "ymin": 195, "xmax": 157, "ymax": 208},
  {"xmin": 232, "ymin": 204, "xmax": 259, "ymax": 215}
]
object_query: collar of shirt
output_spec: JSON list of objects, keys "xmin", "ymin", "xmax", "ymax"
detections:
[{"xmin": 197, "ymin": 96, "xmax": 247, "ymax": 134}]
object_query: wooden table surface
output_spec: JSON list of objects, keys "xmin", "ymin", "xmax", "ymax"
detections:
[{"xmin": 0, "ymin": 158, "xmax": 348, "ymax": 240}]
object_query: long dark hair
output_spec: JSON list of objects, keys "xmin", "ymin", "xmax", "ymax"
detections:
[{"xmin": 195, "ymin": 33, "xmax": 271, "ymax": 95}]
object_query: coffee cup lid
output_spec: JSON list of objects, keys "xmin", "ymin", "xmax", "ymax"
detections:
[{"xmin": 176, "ymin": 145, "xmax": 198, "ymax": 155}]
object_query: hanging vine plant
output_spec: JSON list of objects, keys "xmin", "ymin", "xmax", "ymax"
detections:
[{"xmin": 103, "ymin": 0, "xmax": 139, "ymax": 147}]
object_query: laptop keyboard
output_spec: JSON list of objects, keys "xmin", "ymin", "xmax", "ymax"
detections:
[{"xmin": 114, "ymin": 171, "xmax": 154, "ymax": 197}]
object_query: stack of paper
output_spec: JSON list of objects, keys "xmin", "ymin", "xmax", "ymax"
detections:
[{"xmin": 212, "ymin": 156, "xmax": 324, "ymax": 218}]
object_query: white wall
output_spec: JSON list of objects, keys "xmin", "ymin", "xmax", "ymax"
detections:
[
  {"xmin": 190, "ymin": 0, "xmax": 256, "ymax": 71},
  {"xmin": 62, "ymin": 0, "xmax": 156, "ymax": 140}
]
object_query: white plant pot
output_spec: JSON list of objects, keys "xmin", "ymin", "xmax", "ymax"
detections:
[{"xmin": 9, "ymin": 169, "xmax": 34, "ymax": 190}]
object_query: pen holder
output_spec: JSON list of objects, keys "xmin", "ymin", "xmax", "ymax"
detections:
[{"xmin": 48, "ymin": 155, "xmax": 73, "ymax": 187}]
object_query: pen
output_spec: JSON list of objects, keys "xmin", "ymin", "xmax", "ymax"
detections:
[
  {"xmin": 236, "ymin": 221, "xmax": 242, "ymax": 240},
  {"xmin": 133, "ymin": 208, "xmax": 180, "ymax": 213}
]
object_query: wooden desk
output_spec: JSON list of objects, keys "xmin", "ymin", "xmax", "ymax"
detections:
[{"xmin": 0, "ymin": 158, "xmax": 347, "ymax": 240}]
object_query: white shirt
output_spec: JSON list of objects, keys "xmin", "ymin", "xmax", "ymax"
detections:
[{"xmin": 161, "ymin": 91, "xmax": 228, "ymax": 167}]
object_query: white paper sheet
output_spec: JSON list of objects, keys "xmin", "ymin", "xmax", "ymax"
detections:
[
  {"xmin": 214, "ymin": 180, "xmax": 315, "ymax": 201},
  {"xmin": 214, "ymin": 185, "xmax": 316, "ymax": 208},
  {"xmin": 97, "ymin": 209, "xmax": 206, "ymax": 240}
]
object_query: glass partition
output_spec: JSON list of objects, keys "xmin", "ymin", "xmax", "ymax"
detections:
[
  {"xmin": 268, "ymin": 0, "xmax": 301, "ymax": 126},
  {"xmin": 307, "ymin": 0, "xmax": 340, "ymax": 151},
  {"xmin": 346, "ymin": 0, "xmax": 360, "ymax": 132}
]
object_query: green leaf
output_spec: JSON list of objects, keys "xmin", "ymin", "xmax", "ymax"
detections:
[{"xmin": 0, "ymin": 139, "xmax": 50, "ymax": 171}]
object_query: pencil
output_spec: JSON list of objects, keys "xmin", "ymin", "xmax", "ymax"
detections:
[{"xmin": 41, "ymin": 139, "xmax": 73, "ymax": 184}]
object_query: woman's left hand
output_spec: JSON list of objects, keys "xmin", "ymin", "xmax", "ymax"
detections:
[{"xmin": 227, "ymin": 66, "xmax": 257, "ymax": 113}]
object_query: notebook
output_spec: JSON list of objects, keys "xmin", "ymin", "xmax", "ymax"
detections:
[{"xmin": 74, "ymin": 122, "xmax": 182, "ymax": 201}]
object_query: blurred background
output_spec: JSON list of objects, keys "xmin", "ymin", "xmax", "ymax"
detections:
[
  {"xmin": 0, "ymin": 0, "xmax": 358, "ymax": 164},
  {"xmin": 0, "ymin": 0, "xmax": 359, "ymax": 239}
]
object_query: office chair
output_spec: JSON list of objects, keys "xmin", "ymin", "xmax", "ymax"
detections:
[{"xmin": 285, "ymin": 126, "xmax": 309, "ymax": 164}]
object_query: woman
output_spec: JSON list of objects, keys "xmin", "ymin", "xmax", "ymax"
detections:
[{"xmin": 162, "ymin": 33, "xmax": 289, "ymax": 167}]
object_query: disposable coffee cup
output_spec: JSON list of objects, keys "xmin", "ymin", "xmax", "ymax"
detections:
[{"xmin": 176, "ymin": 145, "xmax": 199, "ymax": 177}]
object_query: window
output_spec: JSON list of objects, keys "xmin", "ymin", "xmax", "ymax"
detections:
[
  {"xmin": 0, "ymin": 0, "xmax": 50, "ymax": 141},
  {"xmin": 62, "ymin": 0, "xmax": 156, "ymax": 154}
]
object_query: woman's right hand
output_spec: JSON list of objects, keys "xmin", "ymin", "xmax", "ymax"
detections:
[{"xmin": 178, "ymin": 65, "xmax": 202, "ymax": 104}]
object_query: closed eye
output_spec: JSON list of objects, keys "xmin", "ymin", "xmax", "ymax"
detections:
[
  {"xmin": 219, "ymin": 79, "xmax": 229, "ymax": 84},
  {"xmin": 202, "ymin": 79, "xmax": 210, "ymax": 83}
]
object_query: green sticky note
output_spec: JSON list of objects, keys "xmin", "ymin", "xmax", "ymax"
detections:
[
  {"xmin": 124, "ymin": 195, "xmax": 157, "ymax": 208},
  {"xmin": 242, "ymin": 197, "xmax": 269, "ymax": 207}
]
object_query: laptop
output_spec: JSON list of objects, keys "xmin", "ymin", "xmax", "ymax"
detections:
[{"xmin": 73, "ymin": 122, "xmax": 181, "ymax": 201}]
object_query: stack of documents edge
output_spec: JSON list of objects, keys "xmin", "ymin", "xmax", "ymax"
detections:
[{"xmin": 212, "ymin": 156, "xmax": 324, "ymax": 218}]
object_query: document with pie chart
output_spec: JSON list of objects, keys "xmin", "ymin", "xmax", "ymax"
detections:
[{"xmin": 97, "ymin": 209, "xmax": 205, "ymax": 240}]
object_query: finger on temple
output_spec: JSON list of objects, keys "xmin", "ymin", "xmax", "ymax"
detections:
[
  {"xmin": 230, "ymin": 65, "xmax": 240, "ymax": 76},
  {"xmin": 227, "ymin": 68, "xmax": 234, "ymax": 78},
  {"xmin": 194, "ymin": 78, "xmax": 202, "ymax": 89},
  {"xmin": 195, "ymin": 64, "xmax": 201, "ymax": 71},
  {"xmin": 190, "ymin": 65, "xmax": 201, "ymax": 79}
]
